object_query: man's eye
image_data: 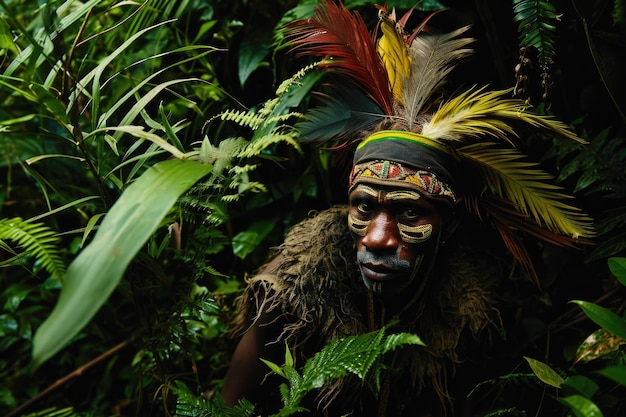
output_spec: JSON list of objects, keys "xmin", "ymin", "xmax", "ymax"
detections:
[
  {"xmin": 357, "ymin": 201, "xmax": 371, "ymax": 214},
  {"xmin": 402, "ymin": 207, "xmax": 420, "ymax": 220}
]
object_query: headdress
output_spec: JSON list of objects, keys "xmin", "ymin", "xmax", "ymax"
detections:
[{"xmin": 281, "ymin": 0, "xmax": 594, "ymax": 283}]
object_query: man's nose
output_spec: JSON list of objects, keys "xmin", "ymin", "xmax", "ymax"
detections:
[{"xmin": 361, "ymin": 212, "xmax": 399, "ymax": 251}]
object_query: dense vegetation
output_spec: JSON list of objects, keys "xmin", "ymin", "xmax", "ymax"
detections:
[{"xmin": 1, "ymin": 0, "xmax": 625, "ymax": 416}]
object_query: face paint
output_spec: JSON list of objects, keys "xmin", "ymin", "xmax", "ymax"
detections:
[
  {"xmin": 348, "ymin": 183, "xmax": 443, "ymax": 298},
  {"xmin": 348, "ymin": 185, "xmax": 435, "ymax": 245}
]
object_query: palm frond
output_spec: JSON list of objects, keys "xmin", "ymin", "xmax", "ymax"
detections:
[
  {"xmin": 459, "ymin": 143, "xmax": 594, "ymax": 239},
  {"xmin": 0, "ymin": 217, "xmax": 66, "ymax": 281},
  {"xmin": 285, "ymin": 0, "xmax": 393, "ymax": 115}
]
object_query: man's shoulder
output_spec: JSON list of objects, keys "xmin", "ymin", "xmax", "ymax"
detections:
[{"xmin": 281, "ymin": 205, "xmax": 351, "ymax": 251}]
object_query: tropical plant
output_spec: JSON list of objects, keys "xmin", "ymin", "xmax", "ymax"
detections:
[
  {"xmin": 173, "ymin": 325, "xmax": 424, "ymax": 417},
  {"xmin": 522, "ymin": 257, "xmax": 626, "ymax": 417},
  {"xmin": 1, "ymin": 0, "xmax": 625, "ymax": 416},
  {"xmin": 0, "ymin": 0, "xmax": 297, "ymax": 414}
]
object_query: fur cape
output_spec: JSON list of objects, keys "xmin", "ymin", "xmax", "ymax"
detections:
[{"xmin": 230, "ymin": 206, "xmax": 501, "ymax": 416}]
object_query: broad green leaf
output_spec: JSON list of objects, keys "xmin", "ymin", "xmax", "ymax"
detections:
[
  {"xmin": 571, "ymin": 300, "xmax": 626, "ymax": 339},
  {"xmin": 524, "ymin": 357, "xmax": 565, "ymax": 388},
  {"xmin": 608, "ymin": 257, "xmax": 626, "ymax": 286},
  {"xmin": 596, "ymin": 365, "xmax": 626, "ymax": 386},
  {"xmin": 559, "ymin": 395, "xmax": 603, "ymax": 417},
  {"xmin": 238, "ymin": 29, "xmax": 270, "ymax": 87},
  {"xmin": 31, "ymin": 159, "xmax": 211, "ymax": 369},
  {"xmin": 562, "ymin": 375, "xmax": 599, "ymax": 399}
]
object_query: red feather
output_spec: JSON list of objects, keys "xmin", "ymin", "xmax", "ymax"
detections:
[{"xmin": 285, "ymin": 0, "xmax": 394, "ymax": 115}]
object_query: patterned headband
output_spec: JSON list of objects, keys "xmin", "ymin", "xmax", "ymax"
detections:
[{"xmin": 350, "ymin": 130, "xmax": 458, "ymax": 205}]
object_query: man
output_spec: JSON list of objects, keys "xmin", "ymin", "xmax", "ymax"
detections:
[{"xmin": 221, "ymin": 1, "xmax": 593, "ymax": 415}]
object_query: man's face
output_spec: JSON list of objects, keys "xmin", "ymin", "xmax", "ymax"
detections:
[{"xmin": 348, "ymin": 183, "xmax": 443, "ymax": 297}]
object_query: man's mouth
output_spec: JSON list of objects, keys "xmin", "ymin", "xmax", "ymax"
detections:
[{"xmin": 359, "ymin": 262, "xmax": 404, "ymax": 281}]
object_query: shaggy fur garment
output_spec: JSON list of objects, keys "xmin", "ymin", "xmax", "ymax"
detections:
[{"xmin": 230, "ymin": 206, "xmax": 501, "ymax": 415}]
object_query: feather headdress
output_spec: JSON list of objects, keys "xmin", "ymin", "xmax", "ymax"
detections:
[{"xmin": 284, "ymin": 0, "xmax": 593, "ymax": 283}]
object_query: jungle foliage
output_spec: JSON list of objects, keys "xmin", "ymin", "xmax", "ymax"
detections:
[{"xmin": 1, "ymin": 0, "xmax": 625, "ymax": 416}]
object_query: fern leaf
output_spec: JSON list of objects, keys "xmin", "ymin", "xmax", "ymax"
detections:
[
  {"xmin": 273, "ymin": 326, "xmax": 424, "ymax": 410},
  {"xmin": 512, "ymin": 0, "xmax": 557, "ymax": 67},
  {"xmin": 211, "ymin": 109, "xmax": 265, "ymax": 130},
  {"xmin": 0, "ymin": 217, "xmax": 66, "ymax": 281},
  {"xmin": 239, "ymin": 132, "xmax": 302, "ymax": 159}
]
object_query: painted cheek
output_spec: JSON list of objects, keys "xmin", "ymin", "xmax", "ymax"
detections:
[
  {"xmin": 348, "ymin": 213, "xmax": 369, "ymax": 237},
  {"xmin": 398, "ymin": 222, "xmax": 433, "ymax": 244}
]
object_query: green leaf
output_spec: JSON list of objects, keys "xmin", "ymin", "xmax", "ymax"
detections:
[
  {"xmin": 562, "ymin": 375, "xmax": 600, "ymax": 399},
  {"xmin": 238, "ymin": 28, "xmax": 271, "ymax": 87},
  {"xmin": 524, "ymin": 357, "xmax": 565, "ymax": 387},
  {"xmin": 608, "ymin": 257, "xmax": 626, "ymax": 286},
  {"xmin": 596, "ymin": 365, "xmax": 626, "ymax": 386},
  {"xmin": 559, "ymin": 395, "xmax": 603, "ymax": 417},
  {"xmin": 571, "ymin": 300, "xmax": 626, "ymax": 339},
  {"xmin": 232, "ymin": 217, "xmax": 278, "ymax": 259},
  {"xmin": 0, "ymin": 17, "xmax": 18, "ymax": 55},
  {"xmin": 260, "ymin": 358, "xmax": 287, "ymax": 379},
  {"xmin": 31, "ymin": 159, "xmax": 211, "ymax": 369}
]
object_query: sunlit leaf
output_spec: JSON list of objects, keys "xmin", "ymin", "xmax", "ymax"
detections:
[
  {"xmin": 31, "ymin": 159, "xmax": 211, "ymax": 369},
  {"xmin": 574, "ymin": 329, "xmax": 626, "ymax": 364},
  {"xmin": 524, "ymin": 356, "xmax": 565, "ymax": 388}
]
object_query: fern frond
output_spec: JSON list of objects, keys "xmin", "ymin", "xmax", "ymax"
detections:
[
  {"xmin": 239, "ymin": 132, "xmax": 302, "ymax": 159},
  {"xmin": 172, "ymin": 380, "xmax": 254, "ymax": 417},
  {"xmin": 211, "ymin": 109, "xmax": 265, "ymax": 130},
  {"xmin": 459, "ymin": 143, "xmax": 594, "ymax": 239},
  {"xmin": 273, "ymin": 326, "xmax": 424, "ymax": 410},
  {"xmin": 0, "ymin": 217, "xmax": 66, "ymax": 281},
  {"xmin": 512, "ymin": 0, "xmax": 557, "ymax": 67},
  {"xmin": 274, "ymin": 62, "xmax": 321, "ymax": 97},
  {"xmin": 613, "ymin": 0, "xmax": 625, "ymax": 26}
]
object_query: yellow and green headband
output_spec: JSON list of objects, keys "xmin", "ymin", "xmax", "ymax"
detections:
[{"xmin": 350, "ymin": 130, "xmax": 457, "ymax": 205}]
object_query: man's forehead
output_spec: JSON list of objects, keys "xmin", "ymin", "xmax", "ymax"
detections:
[{"xmin": 351, "ymin": 183, "xmax": 423, "ymax": 202}]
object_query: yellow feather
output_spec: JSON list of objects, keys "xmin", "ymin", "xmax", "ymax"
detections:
[
  {"xmin": 376, "ymin": 17, "xmax": 411, "ymax": 105},
  {"xmin": 459, "ymin": 143, "xmax": 594, "ymax": 239},
  {"xmin": 421, "ymin": 87, "xmax": 587, "ymax": 145}
]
